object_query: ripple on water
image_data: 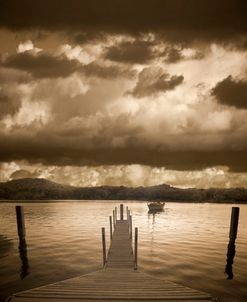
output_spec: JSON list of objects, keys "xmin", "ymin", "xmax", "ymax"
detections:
[{"xmin": 0, "ymin": 201, "xmax": 247, "ymax": 302}]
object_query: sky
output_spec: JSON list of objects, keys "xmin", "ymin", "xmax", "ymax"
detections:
[{"xmin": 0, "ymin": 0, "xmax": 247, "ymax": 188}]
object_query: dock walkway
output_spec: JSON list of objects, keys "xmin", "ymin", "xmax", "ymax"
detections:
[{"xmin": 9, "ymin": 205, "xmax": 217, "ymax": 302}]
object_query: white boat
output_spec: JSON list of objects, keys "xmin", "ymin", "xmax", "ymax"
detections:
[{"xmin": 147, "ymin": 201, "xmax": 165, "ymax": 211}]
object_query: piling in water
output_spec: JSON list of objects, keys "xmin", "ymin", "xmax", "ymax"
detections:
[
  {"xmin": 129, "ymin": 215, "xmax": 132, "ymax": 239},
  {"xmin": 109, "ymin": 216, "xmax": 113, "ymax": 240},
  {"xmin": 225, "ymin": 207, "xmax": 240, "ymax": 279},
  {"xmin": 127, "ymin": 209, "xmax": 130, "ymax": 224},
  {"xmin": 101, "ymin": 227, "xmax": 106, "ymax": 267},
  {"xmin": 120, "ymin": 204, "xmax": 124, "ymax": 220},
  {"xmin": 134, "ymin": 227, "xmax": 138, "ymax": 270},
  {"xmin": 16, "ymin": 206, "xmax": 25, "ymax": 240},
  {"xmin": 115, "ymin": 207, "xmax": 117, "ymax": 221},
  {"xmin": 113, "ymin": 210, "xmax": 116, "ymax": 227},
  {"xmin": 15, "ymin": 206, "xmax": 29, "ymax": 279},
  {"xmin": 229, "ymin": 207, "xmax": 239, "ymax": 240}
]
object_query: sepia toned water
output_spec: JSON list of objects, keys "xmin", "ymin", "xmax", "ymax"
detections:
[{"xmin": 0, "ymin": 201, "xmax": 247, "ymax": 302}]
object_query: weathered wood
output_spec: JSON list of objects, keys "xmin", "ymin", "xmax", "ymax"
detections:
[
  {"xmin": 11, "ymin": 298, "xmax": 214, "ymax": 302},
  {"xmin": 134, "ymin": 227, "xmax": 138, "ymax": 270},
  {"xmin": 120, "ymin": 204, "xmax": 124, "ymax": 220},
  {"xmin": 101, "ymin": 227, "xmax": 106, "ymax": 267},
  {"xmin": 113, "ymin": 210, "xmax": 116, "ymax": 227},
  {"xmin": 16, "ymin": 206, "xmax": 25, "ymax": 239},
  {"xmin": 129, "ymin": 214, "xmax": 133, "ymax": 239},
  {"xmin": 225, "ymin": 208, "xmax": 239, "ymax": 281},
  {"xmin": 115, "ymin": 206, "xmax": 117, "ymax": 220},
  {"xmin": 109, "ymin": 216, "xmax": 113, "ymax": 240},
  {"xmin": 229, "ymin": 207, "xmax": 239, "ymax": 240}
]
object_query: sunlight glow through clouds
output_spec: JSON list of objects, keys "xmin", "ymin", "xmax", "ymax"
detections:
[
  {"xmin": 59, "ymin": 44, "xmax": 94, "ymax": 64},
  {"xmin": 1, "ymin": 162, "xmax": 247, "ymax": 189}
]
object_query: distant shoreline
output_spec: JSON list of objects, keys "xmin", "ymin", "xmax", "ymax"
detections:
[
  {"xmin": 1, "ymin": 178, "xmax": 247, "ymax": 204},
  {"xmin": 1, "ymin": 199, "xmax": 246, "ymax": 204}
]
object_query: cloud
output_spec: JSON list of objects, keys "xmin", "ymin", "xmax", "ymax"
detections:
[
  {"xmin": 83, "ymin": 62, "xmax": 135, "ymax": 79},
  {"xmin": 212, "ymin": 75, "xmax": 247, "ymax": 109},
  {"xmin": 73, "ymin": 31, "xmax": 107, "ymax": 44},
  {"xmin": 2, "ymin": 51, "xmax": 81, "ymax": 78},
  {"xmin": 1, "ymin": 44, "xmax": 134, "ymax": 80},
  {"xmin": 164, "ymin": 47, "xmax": 183, "ymax": 63},
  {"xmin": 10, "ymin": 168, "xmax": 41, "ymax": 180},
  {"xmin": 105, "ymin": 40, "xmax": 154, "ymax": 64},
  {"xmin": 17, "ymin": 40, "xmax": 41, "ymax": 53},
  {"xmin": 0, "ymin": 88, "xmax": 21, "ymax": 118},
  {"xmin": 1, "ymin": 44, "xmax": 247, "ymax": 173},
  {"xmin": 1, "ymin": 34, "xmax": 247, "ymax": 186},
  {"xmin": 131, "ymin": 67, "xmax": 184, "ymax": 97},
  {"xmin": 0, "ymin": 67, "xmax": 31, "ymax": 83},
  {"xmin": 163, "ymin": 46, "xmax": 205, "ymax": 63},
  {"xmin": 0, "ymin": 123, "xmax": 247, "ymax": 172},
  {"xmin": 1, "ymin": 1, "xmax": 247, "ymax": 47},
  {"xmin": 2, "ymin": 161, "xmax": 247, "ymax": 189}
]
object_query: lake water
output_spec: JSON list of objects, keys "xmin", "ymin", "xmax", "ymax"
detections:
[{"xmin": 0, "ymin": 201, "xmax": 247, "ymax": 302}]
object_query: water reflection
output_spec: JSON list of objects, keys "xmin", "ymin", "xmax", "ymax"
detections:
[
  {"xmin": 147, "ymin": 211, "xmax": 157, "ymax": 251},
  {"xmin": 18, "ymin": 237, "xmax": 29, "ymax": 279},
  {"xmin": 1, "ymin": 202, "xmax": 246, "ymax": 302},
  {"xmin": 225, "ymin": 207, "xmax": 239, "ymax": 280},
  {"xmin": 225, "ymin": 239, "xmax": 236, "ymax": 280},
  {"xmin": 147, "ymin": 210, "xmax": 164, "ymax": 244},
  {"xmin": 148, "ymin": 211, "xmax": 157, "ymax": 232}
]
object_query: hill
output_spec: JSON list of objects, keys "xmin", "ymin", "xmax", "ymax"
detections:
[{"xmin": 0, "ymin": 178, "xmax": 247, "ymax": 202}]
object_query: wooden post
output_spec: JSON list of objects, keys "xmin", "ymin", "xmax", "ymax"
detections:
[
  {"xmin": 101, "ymin": 227, "xmax": 106, "ymax": 267},
  {"xmin": 113, "ymin": 210, "xmax": 115, "ymax": 227},
  {"xmin": 16, "ymin": 206, "xmax": 25, "ymax": 240},
  {"xmin": 130, "ymin": 215, "xmax": 132, "ymax": 239},
  {"xmin": 115, "ymin": 207, "xmax": 117, "ymax": 221},
  {"xmin": 120, "ymin": 204, "xmax": 124, "ymax": 220},
  {"xmin": 126, "ymin": 206, "xmax": 128, "ymax": 221},
  {"xmin": 134, "ymin": 227, "xmax": 138, "ymax": 270},
  {"xmin": 109, "ymin": 216, "xmax": 113, "ymax": 240},
  {"xmin": 15, "ymin": 206, "xmax": 29, "ymax": 278},
  {"xmin": 229, "ymin": 207, "xmax": 239, "ymax": 240}
]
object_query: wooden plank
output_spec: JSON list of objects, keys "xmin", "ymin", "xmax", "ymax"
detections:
[{"xmin": 11, "ymin": 298, "xmax": 213, "ymax": 302}]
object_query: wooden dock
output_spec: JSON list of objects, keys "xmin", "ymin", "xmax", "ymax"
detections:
[{"xmin": 9, "ymin": 205, "xmax": 218, "ymax": 302}]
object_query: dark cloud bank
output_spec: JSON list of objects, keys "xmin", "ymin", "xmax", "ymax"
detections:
[
  {"xmin": 0, "ymin": 132, "xmax": 246, "ymax": 172},
  {"xmin": 1, "ymin": 0, "xmax": 247, "ymax": 45}
]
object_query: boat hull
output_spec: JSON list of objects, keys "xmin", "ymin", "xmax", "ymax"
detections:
[{"xmin": 147, "ymin": 202, "xmax": 165, "ymax": 212}]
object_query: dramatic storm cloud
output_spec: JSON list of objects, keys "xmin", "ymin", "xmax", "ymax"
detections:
[
  {"xmin": 2, "ymin": 51, "xmax": 80, "ymax": 78},
  {"xmin": 1, "ymin": 1, "xmax": 247, "ymax": 188},
  {"xmin": 131, "ymin": 67, "xmax": 184, "ymax": 97},
  {"xmin": 1, "ymin": 1, "xmax": 247, "ymax": 46},
  {"xmin": 105, "ymin": 40, "xmax": 154, "ymax": 64},
  {"xmin": 212, "ymin": 76, "xmax": 247, "ymax": 109}
]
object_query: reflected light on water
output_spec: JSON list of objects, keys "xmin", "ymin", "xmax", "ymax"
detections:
[{"xmin": 0, "ymin": 201, "xmax": 247, "ymax": 302}]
